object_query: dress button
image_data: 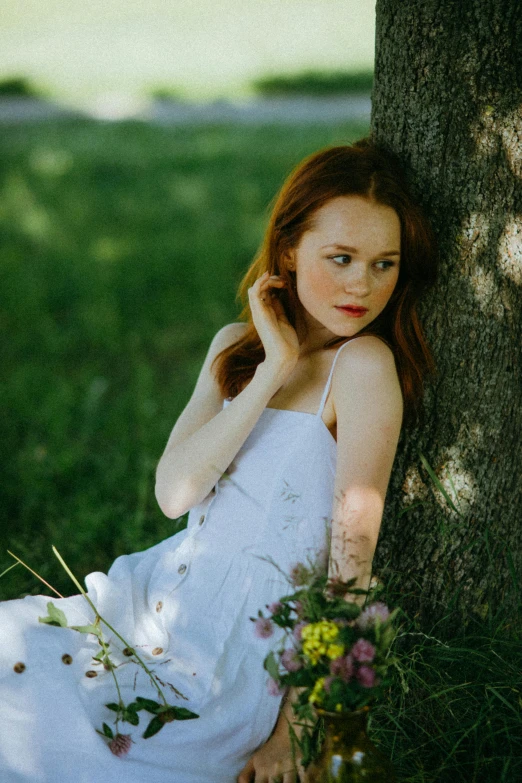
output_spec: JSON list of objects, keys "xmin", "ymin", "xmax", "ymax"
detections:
[
  {"xmin": 156, "ymin": 601, "xmax": 163, "ymax": 612},
  {"xmin": 199, "ymin": 515, "xmax": 205, "ymax": 525},
  {"xmin": 178, "ymin": 563, "xmax": 187, "ymax": 574}
]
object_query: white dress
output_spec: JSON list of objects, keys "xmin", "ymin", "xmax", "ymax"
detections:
[{"xmin": 0, "ymin": 339, "xmax": 355, "ymax": 783}]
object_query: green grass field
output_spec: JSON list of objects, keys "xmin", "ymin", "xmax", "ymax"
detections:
[
  {"xmin": 1, "ymin": 118, "xmax": 520, "ymax": 781},
  {"xmin": 0, "ymin": 117, "xmax": 370, "ymax": 599}
]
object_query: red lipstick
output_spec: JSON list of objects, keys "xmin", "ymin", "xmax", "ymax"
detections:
[{"xmin": 335, "ymin": 305, "xmax": 368, "ymax": 318}]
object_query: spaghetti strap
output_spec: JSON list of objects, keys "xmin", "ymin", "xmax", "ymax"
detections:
[{"xmin": 316, "ymin": 336, "xmax": 366, "ymax": 418}]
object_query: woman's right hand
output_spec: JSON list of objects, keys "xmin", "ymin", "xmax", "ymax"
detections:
[{"xmin": 248, "ymin": 272, "xmax": 300, "ymax": 375}]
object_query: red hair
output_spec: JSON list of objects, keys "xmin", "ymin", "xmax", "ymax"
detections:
[{"xmin": 212, "ymin": 138, "xmax": 438, "ymax": 428}]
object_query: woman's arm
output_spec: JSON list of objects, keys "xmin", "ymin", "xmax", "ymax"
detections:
[
  {"xmin": 328, "ymin": 336, "xmax": 404, "ymax": 600},
  {"xmin": 155, "ymin": 323, "xmax": 289, "ymax": 519},
  {"xmin": 237, "ymin": 687, "xmax": 309, "ymax": 783},
  {"xmin": 156, "ymin": 272, "xmax": 299, "ymax": 520}
]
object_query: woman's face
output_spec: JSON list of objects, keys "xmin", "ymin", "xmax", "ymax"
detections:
[{"xmin": 286, "ymin": 195, "xmax": 401, "ymax": 351}]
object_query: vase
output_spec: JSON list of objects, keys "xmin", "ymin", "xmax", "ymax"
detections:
[{"xmin": 307, "ymin": 707, "xmax": 396, "ymax": 782}]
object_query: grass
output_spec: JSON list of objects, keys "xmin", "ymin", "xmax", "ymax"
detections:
[
  {"xmin": 252, "ymin": 69, "xmax": 374, "ymax": 96},
  {"xmin": 0, "ymin": 116, "xmax": 370, "ymax": 600},
  {"xmin": 369, "ymin": 575, "xmax": 522, "ymax": 782},
  {"xmin": 1, "ymin": 116, "xmax": 520, "ymax": 781}
]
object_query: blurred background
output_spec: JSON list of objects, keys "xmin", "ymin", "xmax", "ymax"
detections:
[{"xmin": 0, "ymin": 0, "xmax": 375, "ymax": 599}]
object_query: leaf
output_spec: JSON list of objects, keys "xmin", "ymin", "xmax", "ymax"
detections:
[
  {"xmin": 263, "ymin": 650, "xmax": 280, "ymax": 681},
  {"xmin": 168, "ymin": 706, "xmax": 199, "ymax": 721},
  {"xmin": 70, "ymin": 624, "xmax": 101, "ymax": 636},
  {"xmin": 38, "ymin": 601, "xmax": 68, "ymax": 628},
  {"xmin": 419, "ymin": 452, "xmax": 463, "ymax": 516},
  {"xmin": 327, "ymin": 602, "xmax": 360, "ymax": 620},
  {"xmin": 134, "ymin": 697, "xmax": 162, "ymax": 713},
  {"xmin": 102, "ymin": 722, "xmax": 114, "ymax": 739},
  {"xmin": 123, "ymin": 708, "xmax": 140, "ymax": 726},
  {"xmin": 142, "ymin": 715, "xmax": 165, "ymax": 739},
  {"xmin": 105, "ymin": 703, "xmax": 121, "ymax": 713}
]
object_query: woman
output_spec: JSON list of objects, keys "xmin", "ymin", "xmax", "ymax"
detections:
[{"xmin": 0, "ymin": 138, "xmax": 436, "ymax": 783}]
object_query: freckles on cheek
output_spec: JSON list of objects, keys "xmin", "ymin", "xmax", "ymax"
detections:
[{"xmin": 306, "ymin": 267, "xmax": 333, "ymax": 302}]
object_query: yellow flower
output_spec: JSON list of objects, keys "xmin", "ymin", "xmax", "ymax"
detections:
[
  {"xmin": 335, "ymin": 703, "xmax": 343, "ymax": 713},
  {"xmin": 326, "ymin": 643, "xmax": 345, "ymax": 660},
  {"xmin": 308, "ymin": 677, "xmax": 325, "ymax": 705},
  {"xmin": 301, "ymin": 621, "xmax": 341, "ymax": 664}
]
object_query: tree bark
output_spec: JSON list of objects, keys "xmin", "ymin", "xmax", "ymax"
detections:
[{"xmin": 371, "ymin": 0, "xmax": 522, "ymax": 627}]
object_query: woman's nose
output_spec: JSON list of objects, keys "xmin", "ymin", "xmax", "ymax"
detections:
[{"xmin": 344, "ymin": 265, "xmax": 371, "ymax": 296}]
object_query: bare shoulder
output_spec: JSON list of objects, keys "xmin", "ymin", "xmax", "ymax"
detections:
[
  {"xmin": 211, "ymin": 321, "xmax": 249, "ymax": 352},
  {"xmin": 159, "ymin": 322, "xmax": 248, "ymax": 457},
  {"xmin": 331, "ymin": 335, "xmax": 403, "ymax": 421}
]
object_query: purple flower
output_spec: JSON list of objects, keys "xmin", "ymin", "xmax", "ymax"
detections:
[
  {"xmin": 267, "ymin": 677, "xmax": 284, "ymax": 696},
  {"xmin": 108, "ymin": 733, "xmax": 132, "ymax": 757},
  {"xmin": 323, "ymin": 675, "xmax": 335, "ymax": 693},
  {"xmin": 293, "ymin": 621, "xmax": 307, "ymax": 642},
  {"xmin": 351, "ymin": 638, "xmax": 376, "ymax": 663},
  {"xmin": 281, "ymin": 648, "xmax": 302, "ymax": 672},
  {"xmin": 357, "ymin": 602, "xmax": 390, "ymax": 630},
  {"xmin": 267, "ymin": 601, "xmax": 283, "ymax": 615},
  {"xmin": 293, "ymin": 600, "xmax": 303, "ymax": 615},
  {"xmin": 356, "ymin": 665, "xmax": 376, "ymax": 688},
  {"xmin": 254, "ymin": 617, "xmax": 274, "ymax": 639},
  {"xmin": 330, "ymin": 654, "xmax": 353, "ymax": 682}
]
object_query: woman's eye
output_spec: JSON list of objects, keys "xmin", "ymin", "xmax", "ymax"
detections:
[{"xmin": 330, "ymin": 256, "xmax": 396, "ymax": 270}]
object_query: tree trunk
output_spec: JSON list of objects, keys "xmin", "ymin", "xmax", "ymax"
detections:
[{"xmin": 371, "ymin": 0, "xmax": 522, "ymax": 627}]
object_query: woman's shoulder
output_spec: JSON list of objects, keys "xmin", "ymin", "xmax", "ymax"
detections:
[
  {"xmin": 331, "ymin": 334, "xmax": 402, "ymax": 407},
  {"xmin": 339, "ymin": 333, "xmax": 395, "ymax": 364},
  {"xmin": 211, "ymin": 322, "xmax": 249, "ymax": 351}
]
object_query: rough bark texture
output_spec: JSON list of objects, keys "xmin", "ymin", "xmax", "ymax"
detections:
[{"xmin": 371, "ymin": 0, "xmax": 522, "ymax": 628}]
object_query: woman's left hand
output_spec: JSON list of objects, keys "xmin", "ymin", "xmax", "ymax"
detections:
[{"xmin": 237, "ymin": 730, "xmax": 308, "ymax": 782}]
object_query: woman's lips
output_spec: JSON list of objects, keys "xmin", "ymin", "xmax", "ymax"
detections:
[{"xmin": 335, "ymin": 306, "xmax": 368, "ymax": 318}]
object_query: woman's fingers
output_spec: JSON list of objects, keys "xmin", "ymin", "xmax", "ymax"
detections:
[
  {"xmin": 237, "ymin": 756, "xmax": 255, "ymax": 782},
  {"xmin": 249, "ymin": 274, "xmax": 285, "ymax": 304},
  {"xmin": 247, "ymin": 272, "xmax": 299, "ymax": 370}
]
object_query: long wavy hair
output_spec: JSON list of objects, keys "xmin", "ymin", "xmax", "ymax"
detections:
[{"xmin": 212, "ymin": 137, "xmax": 438, "ymax": 429}]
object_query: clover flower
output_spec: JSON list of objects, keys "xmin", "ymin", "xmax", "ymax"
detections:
[
  {"xmin": 267, "ymin": 677, "xmax": 285, "ymax": 696},
  {"xmin": 357, "ymin": 602, "xmax": 390, "ymax": 630},
  {"xmin": 356, "ymin": 665, "xmax": 376, "ymax": 688},
  {"xmin": 254, "ymin": 617, "xmax": 274, "ymax": 639},
  {"xmin": 330, "ymin": 654, "xmax": 353, "ymax": 682},
  {"xmin": 267, "ymin": 601, "xmax": 283, "ymax": 614},
  {"xmin": 351, "ymin": 638, "xmax": 376, "ymax": 663},
  {"xmin": 323, "ymin": 675, "xmax": 335, "ymax": 693},
  {"xmin": 293, "ymin": 621, "xmax": 307, "ymax": 641},
  {"xmin": 281, "ymin": 648, "xmax": 302, "ymax": 672},
  {"xmin": 108, "ymin": 733, "xmax": 133, "ymax": 757}
]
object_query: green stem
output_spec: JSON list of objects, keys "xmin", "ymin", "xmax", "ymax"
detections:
[
  {"xmin": 98, "ymin": 635, "xmax": 123, "ymax": 730},
  {"xmin": 0, "ymin": 561, "xmax": 20, "ymax": 580},
  {"xmin": 7, "ymin": 551, "xmax": 64, "ymax": 598},
  {"xmin": 51, "ymin": 546, "xmax": 169, "ymax": 706}
]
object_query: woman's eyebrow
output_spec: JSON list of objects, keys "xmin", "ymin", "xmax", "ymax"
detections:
[{"xmin": 321, "ymin": 243, "xmax": 401, "ymax": 256}]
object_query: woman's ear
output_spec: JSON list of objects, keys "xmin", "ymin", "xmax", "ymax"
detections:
[{"xmin": 282, "ymin": 249, "xmax": 295, "ymax": 271}]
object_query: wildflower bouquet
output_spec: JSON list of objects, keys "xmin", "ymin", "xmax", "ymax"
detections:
[{"xmin": 252, "ymin": 561, "xmax": 398, "ymax": 766}]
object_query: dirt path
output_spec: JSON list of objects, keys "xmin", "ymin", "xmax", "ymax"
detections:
[{"xmin": 0, "ymin": 95, "xmax": 371, "ymax": 125}]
